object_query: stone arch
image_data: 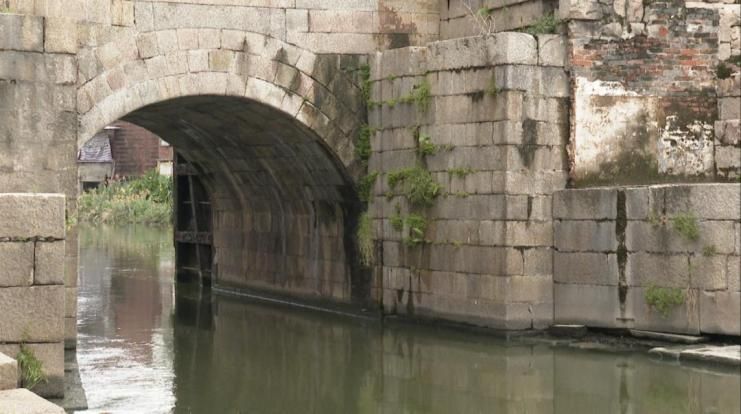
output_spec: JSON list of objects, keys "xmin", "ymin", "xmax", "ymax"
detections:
[{"xmin": 76, "ymin": 30, "xmax": 372, "ymax": 306}]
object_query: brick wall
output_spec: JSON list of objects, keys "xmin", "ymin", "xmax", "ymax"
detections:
[
  {"xmin": 554, "ymin": 184, "xmax": 740, "ymax": 336},
  {"xmin": 564, "ymin": 0, "xmax": 741, "ymax": 184},
  {"xmin": 0, "ymin": 194, "xmax": 66, "ymax": 397},
  {"xmin": 110, "ymin": 121, "xmax": 162, "ymax": 178}
]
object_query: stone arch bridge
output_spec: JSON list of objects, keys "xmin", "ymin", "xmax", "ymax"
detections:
[{"xmin": 1, "ymin": 1, "xmax": 739, "ymax": 387}]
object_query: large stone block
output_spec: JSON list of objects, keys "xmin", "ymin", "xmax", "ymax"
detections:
[
  {"xmin": 554, "ymin": 221, "xmax": 617, "ymax": 252},
  {"xmin": 554, "ymin": 252, "xmax": 619, "ymax": 285},
  {"xmin": 626, "ymin": 221, "xmax": 737, "ymax": 254},
  {"xmin": 555, "ymin": 283, "xmax": 630, "ymax": 328},
  {"xmin": 626, "ymin": 252, "xmax": 690, "ymax": 288},
  {"xmin": 553, "ymin": 188, "xmax": 617, "ymax": 219},
  {"xmin": 486, "ymin": 32, "xmax": 538, "ymax": 66},
  {"xmin": 690, "ymin": 255, "xmax": 728, "ymax": 291},
  {"xmin": 44, "ymin": 18, "xmax": 77, "ymax": 54},
  {"xmin": 0, "ymin": 14, "xmax": 43, "ymax": 51},
  {"xmin": 654, "ymin": 184, "xmax": 741, "ymax": 221},
  {"xmin": 630, "ymin": 287, "xmax": 700, "ymax": 335},
  {"xmin": 0, "ymin": 352, "xmax": 17, "ymax": 391},
  {"xmin": 0, "ymin": 242, "xmax": 34, "ymax": 287},
  {"xmin": 34, "ymin": 241, "xmax": 65, "ymax": 285},
  {"xmin": 0, "ymin": 286, "xmax": 64, "ymax": 342},
  {"xmin": 700, "ymin": 291, "xmax": 741, "ymax": 336},
  {"xmin": 538, "ymin": 34, "xmax": 567, "ymax": 67},
  {"xmin": 559, "ymin": 0, "xmax": 603, "ymax": 20},
  {"xmin": 0, "ymin": 389, "xmax": 64, "ymax": 413},
  {"xmin": 0, "ymin": 194, "xmax": 65, "ymax": 239}
]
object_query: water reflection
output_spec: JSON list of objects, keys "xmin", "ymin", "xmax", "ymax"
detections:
[{"xmin": 76, "ymin": 225, "xmax": 741, "ymax": 413}]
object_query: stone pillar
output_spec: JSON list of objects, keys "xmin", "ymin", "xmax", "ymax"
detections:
[
  {"xmin": 0, "ymin": 194, "xmax": 66, "ymax": 398},
  {"xmin": 0, "ymin": 12, "xmax": 79, "ymax": 349},
  {"xmin": 369, "ymin": 33, "xmax": 569, "ymax": 329}
]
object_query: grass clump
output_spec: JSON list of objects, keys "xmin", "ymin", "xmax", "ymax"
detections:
[
  {"xmin": 448, "ymin": 167, "xmax": 474, "ymax": 178},
  {"xmin": 17, "ymin": 345, "xmax": 47, "ymax": 390},
  {"xmin": 671, "ymin": 212, "xmax": 700, "ymax": 241},
  {"xmin": 357, "ymin": 213, "xmax": 375, "ymax": 266},
  {"xmin": 357, "ymin": 172, "xmax": 378, "ymax": 203},
  {"xmin": 645, "ymin": 285, "xmax": 685, "ymax": 318},
  {"xmin": 702, "ymin": 244, "xmax": 717, "ymax": 257},
  {"xmin": 400, "ymin": 80, "xmax": 432, "ymax": 112},
  {"xmin": 522, "ymin": 13, "xmax": 559, "ymax": 35},
  {"xmin": 416, "ymin": 133, "xmax": 438, "ymax": 157},
  {"xmin": 387, "ymin": 167, "xmax": 441, "ymax": 207},
  {"xmin": 77, "ymin": 169, "xmax": 172, "ymax": 225},
  {"xmin": 355, "ymin": 124, "xmax": 373, "ymax": 163},
  {"xmin": 403, "ymin": 213, "xmax": 428, "ymax": 246}
]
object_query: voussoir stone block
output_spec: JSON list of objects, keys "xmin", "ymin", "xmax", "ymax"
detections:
[
  {"xmin": 0, "ymin": 286, "xmax": 64, "ymax": 342},
  {"xmin": 0, "ymin": 242, "xmax": 34, "ymax": 287},
  {"xmin": 0, "ymin": 194, "xmax": 65, "ymax": 239},
  {"xmin": 0, "ymin": 352, "xmax": 17, "ymax": 391}
]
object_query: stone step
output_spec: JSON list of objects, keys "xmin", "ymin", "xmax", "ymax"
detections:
[
  {"xmin": 629, "ymin": 329, "xmax": 709, "ymax": 344},
  {"xmin": 0, "ymin": 352, "xmax": 18, "ymax": 390},
  {"xmin": 0, "ymin": 388, "xmax": 64, "ymax": 414}
]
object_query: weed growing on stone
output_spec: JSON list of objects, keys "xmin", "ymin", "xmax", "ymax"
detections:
[
  {"xmin": 400, "ymin": 80, "xmax": 432, "ymax": 112},
  {"xmin": 417, "ymin": 133, "xmax": 438, "ymax": 157},
  {"xmin": 358, "ymin": 64, "xmax": 371, "ymax": 102},
  {"xmin": 355, "ymin": 124, "xmax": 373, "ymax": 163},
  {"xmin": 17, "ymin": 345, "xmax": 46, "ymax": 390},
  {"xmin": 391, "ymin": 212, "xmax": 404, "ymax": 232},
  {"xmin": 522, "ymin": 13, "xmax": 560, "ymax": 35},
  {"xmin": 357, "ymin": 212, "xmax": 374, "ymax": 266},
  {"xmin": 702, "ymin": 244, "xmax": 718, "ymax": 257},
  {"xmin": 645, "ymin": 285, "xmax": 685, "ymax": 318},
  {"xmin": 387, "ymin": 167, "xmax": 441, "ymax": 207},
  {"xmin": 358, "ymin": 172, "xmax": 378, "ymax": 203},
  {"xmin": 672, "ymin": 212, "xmax": 700, "ymax": 241},
  {"xmin": 448, "ymin": 167, "xmax": 475, "ymax": 178},
  {"xmin": 717, "ymin": 63, "xmax": 732, "ymax": 80},
  {"xmin": 404, "ymin": 213, "xmax": 428, "ymax": 246},
  {"xmin": 486, "ymin": 73, "xmax": 499, "ymax": 96}
]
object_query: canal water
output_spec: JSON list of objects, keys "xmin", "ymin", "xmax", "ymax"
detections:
[{"xmin": 75, "ymin": 225, "xmax": 740, "ymax": 413}]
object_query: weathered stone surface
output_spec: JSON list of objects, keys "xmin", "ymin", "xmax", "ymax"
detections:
[
  {"xmin": 554, "ymin": 284, "xmax": 628, "ymax": 328},
  {"xmin": 0, "ymin": 388, "xmax": 64, "ymax": 413},
  {"xmin": 0, "ymin": 14, "xmax": 43, "ymax": 52},
  {"xmin": 554, "ymin": 252, "xmax": 619, "ymax": 285},
  {"xmin": 0, "ymin": 352, "xmax": 17, "ymax": 391},
  {"xmin": 486, "ymin": 32, "xmax": 538, "ymax": 66},
  {"xmin": 653, "ymin": 184, "xmax": 741, "ymax": 220},
  {"xmin": 34, "ymin": 242, "xmax": 65, "ymax": 286},
  {"xmin": 626, "ymin": 252, "xmax": 690, "ymax": 288},
  {"xmin": 626, "ymin": 221, "xmax": 737, "ymax": 254},
  {"xmin": 44, "ymin": 18, "xmax": 77, "ymax": 54},
  {"xmin": 538, "ymin": 34, "xmax": 567, "ymax": 67},
  {"xmin": 625, "ymin": 187, "xmax": 649, "ymax": 219},
  {"xmin": 553, "ymin": 189, "xmax": 617, "ymax": 220},
  {"xmin": 559, "ymin": 0, "xmax": 603, "ymax": 20},
  {"xmin": 554, "ymin": 221, "xmax": 617, "ymax": 252},
  {"xmin": 0, "ymin": 286, "xmax": 64, "ymax": 342},
  {"xmin": 700, "ymin": 291, "xmax": 741, "ymax": 336},
  {"xmin": 0, "ymin": 243, "xmax": 34, "ymax": 287},
  {"xmin": 0, "ymin": 194, "xmax": 65, "ymax": 239}
]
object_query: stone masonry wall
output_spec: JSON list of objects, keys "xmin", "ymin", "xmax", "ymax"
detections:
[
  {"xmin": 369, "ymin": 33, "xmax": 569, "ymax": 329},
  {"xmin": 563, "ymin": 0, "xmax": 741, "ymax": 184},
  {"xmin": 554, "ymin": 184, "xmax": 740, "ymax": 336},
  {"xmin": 0, "ymin": 12, "xmax": 79, "ymax": 349},
  {"xmin": 439, "ymin": 0, "xmax": 559, "ymax": 39},
  {"xmin": 0, "ymin": 194, "xmax": 66, "ymax": 398}
]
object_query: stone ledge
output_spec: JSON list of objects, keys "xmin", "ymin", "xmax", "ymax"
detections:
[{"xmin": 0, "ymin": 388, "xmax": 64, "ymax": 414}]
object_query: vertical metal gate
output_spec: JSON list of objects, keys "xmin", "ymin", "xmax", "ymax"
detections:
[{"xmin": 174, "ymin": 152, "xmax": 214, "ymax": 285}]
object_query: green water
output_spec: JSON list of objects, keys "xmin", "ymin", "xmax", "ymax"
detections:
[{"xmin": 75, "ymin": 225, "xmax": 741, "ymax": 413}]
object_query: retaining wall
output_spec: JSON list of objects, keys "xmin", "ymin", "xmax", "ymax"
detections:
[
  {"xmin": 554, "ymin": 184, "xmax": 741, "ymax": 336},
  {"xmin": 0, "ymin": 194, "xmax": 66, "ymax": 398}
]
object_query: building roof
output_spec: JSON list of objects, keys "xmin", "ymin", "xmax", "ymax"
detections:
[{"xmin": 78, "ymin": 133, "xmax": 113, "ymax": 163}]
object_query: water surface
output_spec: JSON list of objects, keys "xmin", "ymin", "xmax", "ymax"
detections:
[{"xmin": 76, "ymin": 225, "xmax": 741, "ymax": 413}]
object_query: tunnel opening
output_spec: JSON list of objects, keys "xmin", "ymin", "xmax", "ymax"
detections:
[{"xmin": 81, "ymin": 94, "xmax": 370, "ymax": 308}]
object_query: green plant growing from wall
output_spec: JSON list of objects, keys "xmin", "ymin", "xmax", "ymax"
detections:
[
  {"xmin": 357, "ymin": 172, "xmax": 378, "ymax": 203},
  {"xmin": 358, "ymin": 64, "xmax": 371, "ymax": 102},
  {"xmin": 672, "ymin": 212, "xmax": 700, "ymax": 241},
  {"xmin": 416, "ymin": 133, "xmax": 438, "ymax": 157},
  {"xmin": 387, "ymin": 167, "xmax": 441, "ymax": 207},
  {"xmin": 645, "ymin": 285, "xmax": 685, "ymax": 318},
  {"xmin": 17, "ymin": 344, "xmax": 46, "ymax": 390},
  {"xmin": 702, "ymin": 244, "xmax": 718, "ymax": 257},
  {"xmin": 448, "ymin": 167, "xmax": 475, "ymax": 178},
  {"xmin": 717, "ymin": 63, "xmax": 732, "ymax": 80},
  {"xmin": 522, "ymin": 13, "xmax": 560, "ymax": 35},
  {"xmin": 399, "ymin": 80, "xmax": 432, "ymax": 112},
  {"xmin": 403, "ymin": 213, "xmax": 428, "ymax": 246},
  {"xmin": 355, "ymin": 124, "xmax": 373, "ymax": 164},
  {"xmin": 486, "ymin": 73, "xmax": 499, "ymax": 97}
]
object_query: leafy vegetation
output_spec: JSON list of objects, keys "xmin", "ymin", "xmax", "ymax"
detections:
[
  {"xmin": 403, "ymin": 213, "xmax": 428, "ymax": 246},
  {"xmin": 358, "ymin": 64, "xmax": 371, "ymax": 102},
  {"xmin": 702, "ymin": 244, "xmax": 718, "ymax": 257},
  {"xmin": 77, "ymin": 169, "xmax": 173, "ymax": 225},
  {"xmin": 416, "ymin": 133, "xmax": 439, "ymax": 157},
  {"xmin": 17, "ymin": 345, "xmax": 46, "ymax": 390},
  {"xmin": 399, "ymin": 80, "xmax": 432, "ymax": 111},
  {"xmin": 355, "ymin": 124, "xmax": 373, "ymax": 163},
  {"xmin": 387, "ymin": 167, "xmax": 441, "ymax": 207},
  {"xmin": 486, "ymin": 73, "xmax": 499, "ymax": 96},
  {"xmin": 357, "ymin": 172, "xmax": 378, "ymax": 203},
  {"xmin": 448, "ymin": 167, "xmax": 475, "ymax": 178},
  {"xmin": 671, "ymin": 212, "xmax": 700, "ymax": 241},
  {"xmin": 645, "ymin": 285, "xmax": 685, "ymax": 318},
  {"xmin": 521, "ymin": 13, "xmax": 560, "ymax": 35}
]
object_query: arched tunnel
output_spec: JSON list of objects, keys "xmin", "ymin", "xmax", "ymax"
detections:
[{"xmin": 109, "ymin": 95, "xmax": 371, "ymax": 307}]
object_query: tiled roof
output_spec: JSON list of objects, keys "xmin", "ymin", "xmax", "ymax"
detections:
[{"xmin": 78, "ymin": 133, "xmax": 113, "ymax": 162}]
